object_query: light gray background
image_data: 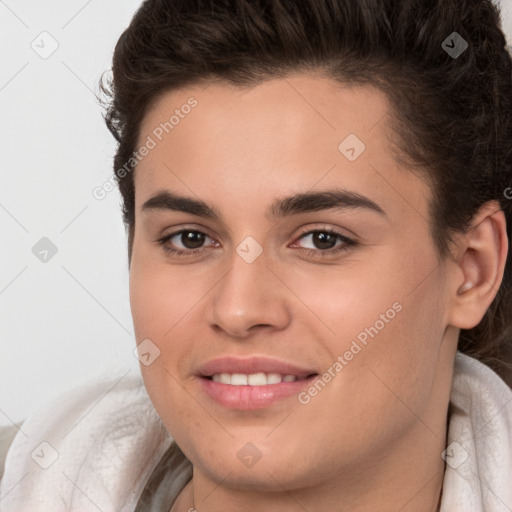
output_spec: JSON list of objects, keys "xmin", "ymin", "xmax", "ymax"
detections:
[
  {"xmin": 1, "ymin": 0, "xmax": 143, "ymax": 426},
  {"xmin": 1, "ymin": 0, "xmax": 512, "ymax": 426}
]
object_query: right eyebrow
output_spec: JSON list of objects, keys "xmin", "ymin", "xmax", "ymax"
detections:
[{"xmin": 141, "ymin": 190, "xmax": 222, "ymax": 221}]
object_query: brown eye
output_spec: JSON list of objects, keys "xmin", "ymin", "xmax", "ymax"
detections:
[
  {"xmin": 179, "ymin": 230, "xmax": 206, "ymax": 249},
  {"xmin": 156, "ymin": 229, "xmax": 216, "ymax": 256},
  {"xmin": 295, "ymin": 230, "xmax": 348, "ymax": 250},
  {"xmin": 291, "ymin": 228, "xmax": 357, "ymax": 258},
  {"xmin": 310, "ymin": 231, "xmax": 338, "ymax": 250}
]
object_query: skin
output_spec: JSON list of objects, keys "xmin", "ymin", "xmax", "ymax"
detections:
[{"xmin": 128, "ymin": 72, "xmax": 508, "ymax": 512}]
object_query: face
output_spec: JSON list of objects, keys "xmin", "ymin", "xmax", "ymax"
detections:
[{"xmin": 129, "ymin": 73, "xmax": 454, "ymax": 493}]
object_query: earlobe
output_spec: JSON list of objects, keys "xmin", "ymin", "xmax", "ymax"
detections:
[{"xmin": 448, "ymin": 201, "xmax": 508, "ymax": 330}]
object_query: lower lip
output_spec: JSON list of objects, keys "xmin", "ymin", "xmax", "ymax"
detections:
[{"xmin": 198, "ymin": 376, "xmax": 317, "ymax": 410}]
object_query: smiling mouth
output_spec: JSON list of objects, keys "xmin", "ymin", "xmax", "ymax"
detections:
[
  {"xmin": 199, "ymin": 371, "xmax": 319, "ymax": 410},
  {"xmin": 203, "ymin": 372, "xmax": 318, "ymax": 386}
]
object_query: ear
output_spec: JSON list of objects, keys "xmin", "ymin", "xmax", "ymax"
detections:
[{"xmin": 447, "ymin": 201, "xmax": 508, "ymax": 329}]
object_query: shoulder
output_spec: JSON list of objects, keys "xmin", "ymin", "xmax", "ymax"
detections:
[
  {"xmin": 441, "ymin": 352, "xmax": 512, "ymax": 510},
  {"xmin": 450, "ymin": 351, "xmax": 512, "ymax": 439},
  {"xmin": 0, "ymin": 423, "xmax": 22, "ymax": 482},
  {"xmin": 452, "ymin": 351, "xmax": 512, "ymax": 405},
  {"xmin": 0, "ymin": 371, "xmax": 173, "ymax": 511}
]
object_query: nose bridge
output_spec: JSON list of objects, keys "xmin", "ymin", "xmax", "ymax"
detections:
[
  {"xmin": 209, "ymin": 240, "xmax": 290, "ymax": 336},
  {"xmin": 217, "ymin": 244, "xmax": 271, "ymax": 313}
]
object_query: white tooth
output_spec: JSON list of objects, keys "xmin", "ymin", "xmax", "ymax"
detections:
[
  {"xmin": 248, "ymin": 373, "xmax": 267, "ymax": 385},
  {"xmin": 219, "ymin": 373, "xmax": 232, "ymax": 384},
  {"xmin": 212, "ymin": 373, "xmax": 297, "ymax": 385},
  {"xmin": 267, "ymin": 373, "xmax": 282, "ymax": 384},
  {"xmin": 231, "ymin": 373, "xmax": 248, "ymax": 385}
]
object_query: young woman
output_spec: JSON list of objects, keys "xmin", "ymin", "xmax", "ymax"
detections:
[{"xmin": 1, "ymin": 1, "xmax": 511, "ymax": 511}]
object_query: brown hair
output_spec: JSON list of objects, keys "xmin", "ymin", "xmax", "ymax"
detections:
[{"xmin": 100, "ymin": 0, "xmax": 512, "ymax": 384}]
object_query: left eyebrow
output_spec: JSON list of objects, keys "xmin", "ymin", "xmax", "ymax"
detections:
[
  {"xmin": 140, "ymin": 188, "xmax": 387, "ymax": 221},
  {"xmin": 268, "ymin": 189, "xmax": 387, "ymax": 220}
]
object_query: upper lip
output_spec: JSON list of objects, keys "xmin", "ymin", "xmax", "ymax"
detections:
[{"xmin": 197, "ymin": 356, "xmax": 318, "ymax": 379}]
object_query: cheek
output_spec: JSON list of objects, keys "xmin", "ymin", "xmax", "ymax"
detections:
[
  {"xmin": 293, "ymin": 245, "xmax": 447, "ymax": 411},
  {"xmin": 290, "ymin": 287, "xmax": 446, "ymax": 465},
  {"xmin": 129, "ymin": 263, "xmax": 202, "ymax": 439},
  {"xmin": 285, "ymin": 257, "xmax": 403, "ymax": 348},
  {"xmin": 129, "ymin": 253, "xmax": 208, "ymax": 342},
  {"xmin": 341, "ymin": 273, "xmax": 446, "ymax": 420},
  {"xmin": 128, "ymin": 254, "xmax": 219, "ymax": 423}
]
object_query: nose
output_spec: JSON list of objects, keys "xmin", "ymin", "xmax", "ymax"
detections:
[{"xmin": 207, "ymin": 249, "xmax": 291, "ymax": 339}]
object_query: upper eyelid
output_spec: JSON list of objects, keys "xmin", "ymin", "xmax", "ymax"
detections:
[
  {"xmin": 163, "ymin": 227, "xmax": 217, "ymax": 244},
  {"xmin": 295, "ymin": 225, "xmax": 352, "ymax": 239}
]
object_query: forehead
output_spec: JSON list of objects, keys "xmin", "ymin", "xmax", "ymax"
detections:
[
  {"xmin": 134, "ymin": 74, "xmax": 431, "ymax": 223},
  {"xmin": 139, "ymin": 73, "xmax": 390, "ymax": 151}
]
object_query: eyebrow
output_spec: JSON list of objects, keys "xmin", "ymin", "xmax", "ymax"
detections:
[{"xmin": 141, "ymin": 188, "xmax": 386, "ymax": 221}]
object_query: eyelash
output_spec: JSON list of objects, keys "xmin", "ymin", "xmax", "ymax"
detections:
[{"xmin": 155, "ymin": 227, "xmax": 357, "ymax": 258}]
